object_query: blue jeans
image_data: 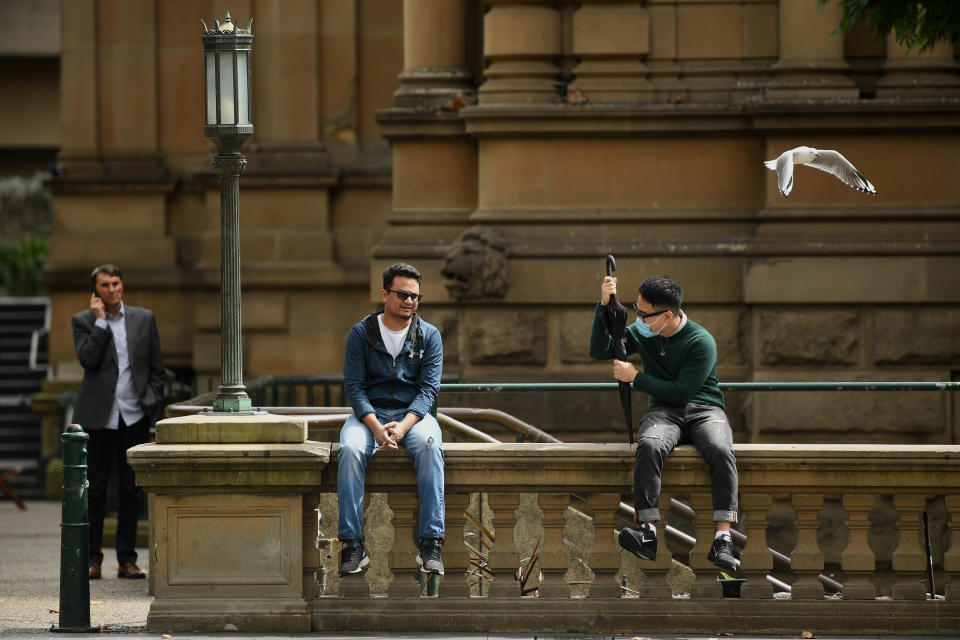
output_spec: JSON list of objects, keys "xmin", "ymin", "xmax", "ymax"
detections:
[
  {"xmin": 633, "ymin": 403, "xmax": 739, "ymax": 523},
  {"xmin": 337, "ymin": 409, "xmax": 445, "ymax": 542}
]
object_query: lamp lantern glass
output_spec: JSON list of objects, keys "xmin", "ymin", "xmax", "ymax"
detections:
[{"xmin": 202, "ymin": 11, "xmax": 253, "ymax": 153}]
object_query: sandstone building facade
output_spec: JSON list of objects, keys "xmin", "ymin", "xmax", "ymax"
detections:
[{"xmin": 29, "ymin": 0, "xmax": 960, "ymax": 443}]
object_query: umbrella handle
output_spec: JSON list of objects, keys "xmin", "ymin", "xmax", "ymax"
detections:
[{"xmin": 606, "ymin": 254, "xmax": 616, "ymax": 278}]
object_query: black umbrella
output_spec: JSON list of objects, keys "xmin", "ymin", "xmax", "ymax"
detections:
[{"xmin": 599, "ymin": 255, "xmax": 634, "ymax": 444}]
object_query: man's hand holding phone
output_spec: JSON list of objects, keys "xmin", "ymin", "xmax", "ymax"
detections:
[{"xmin": 90, "ymin": 291, "xmax": 106, "ymax": 320}]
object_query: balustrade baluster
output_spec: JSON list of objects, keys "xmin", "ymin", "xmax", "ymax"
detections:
[
  {"xmin": 841, "ymin": 494, "xmax": 877, "ymax": 600},
  {"xmin": 303, "ymin": 492, "xmax": 322, "ymax": 600},
  {"xmin": 487, "ymin": 493, "xmax": 522, "ymax": 598},
  {"xmin": 443, "ymin": 492, "xmax": 473, "ymax": 597},
  {"xmin": 740, "ymin": 493, "xmax": 774, "ymax": 599},
  {"xmin": 945, "ymin": 495, "xmax": 960, "ymax": 601},
  {"xmin": 538, "ymin": 493, "xmax": 571, "ymax": 598},
  {"xmin": 791, "ymin": 494, "xmax": 825, "ymax": 599},
  {"xmin": 892, "ymin": 494, "xmax": 928, "ymax": 600},
  {"xmin": 688, "ymin": 492, "xmax": 721, "ymax": 599},
  {"xmin": 635, "ymin": 494, "xmax": 672, "ymax": 598},
  {"xmin": 586, "ymin": 493, "xmax": 622, "ymax": 598},
  {"xmin": 386, "ymin": 493, "xmax": 420, "ymax": 597}
]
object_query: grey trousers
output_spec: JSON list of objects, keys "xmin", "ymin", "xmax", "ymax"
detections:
[{"xmin": 633, "ymin": 403, "xmax": 739, "ymax": 523}]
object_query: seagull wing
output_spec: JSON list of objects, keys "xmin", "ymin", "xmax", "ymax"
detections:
[
  {"xmin": 775, "ymin": 151, "xmax": 794, "ymax": 197},
  {"xmin": 805, "ymin": 150, "xmax": 877, "ymax": 195}
]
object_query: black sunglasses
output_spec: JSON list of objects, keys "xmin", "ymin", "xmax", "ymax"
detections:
[
  {"xmin": 387, "ymin": 289, "xmax": 422, "ymax": 303},
  {"xmin": 632, "ymin": 303, "xmax": 668, "ymax": 320}
]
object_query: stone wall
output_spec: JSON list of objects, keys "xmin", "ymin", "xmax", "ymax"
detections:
[{"xmin": 35, "ymin": 1, "xmax": 960, "ymax": 444}]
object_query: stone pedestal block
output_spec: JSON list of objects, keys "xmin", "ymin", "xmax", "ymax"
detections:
[{"xmin": 128, "ymin": 413, "xmax": 328, "ymax": 632}]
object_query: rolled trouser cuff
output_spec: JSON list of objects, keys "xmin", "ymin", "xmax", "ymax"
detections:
[
  {"xmin": 634, "ymin": 507, "xmax": 661, "ymax": 522},
  {"xmin": 713, "ymin": 509, "xmax": 737, "ymax": 523}
]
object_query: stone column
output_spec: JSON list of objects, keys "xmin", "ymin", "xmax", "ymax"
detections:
[
  {"xmin": 249, "ymin": 0, "xmax": 326, "ymax": 169},
  {"xmin": 739, "ymin": 493, "xmax": 774, "ymax": 599},
  {"xmin": 790, "ymin": 494, "xmax": 825, "ymax": 600},
  {"xmin": 386, "ymin": 493, "xmax": 421, "ymax": 597},
  {"xmin": 892, "ymin": 494, "xmax": 928, "ymax": 600},
  {"xmin": 537, "ymin": 493, "xmax": 571, "ymax": 597},
  {"xmin": 766, "ymin": 0, "xmax": 858, "ymax": 100},
  {"xmin": 841, "ymin": 494, "xmax": 877, "ymax": 600},
  {"xmin": 487, "ymin": 493, "xmax": 521, "ymax": 598},
  {"xmin": 480, "ymin": 0, "xmax": 563, "ymax": 103},
  {"xmin": 394, "ymin": 0, "xmax": 476, "ymax": 109},
  {"xmin": 568, "ymin": 0, "xmax": 653, "ymax": 102},
  {"xmin": 58, "ymin": 0, "xmax": 101, "ymax": 176},
  {"xmin": 876, "ymin": 36, "xmax": 960, "ymax": 98},
  {"xmin": 442, "ymin": 492, "xmax": 473, "ymax": 597},
  {"xmin": 636, "ymin": 493, "xmax": 672, "ymax": 598},
  {"xmin": 689, "ymin": 492, "xmax": 721, "ymax": 599},
  {"xmin": 96, "ymin": 0, "xmax": 165, "ymax": 177},
  {"xmin": 585, "ymin": 493, "xmax": 622, "ymax": 598}
]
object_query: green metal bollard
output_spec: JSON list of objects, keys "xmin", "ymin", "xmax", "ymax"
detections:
[{"xmin": 51, "ymin": 424, "xmax": 98, "ymax": 633}]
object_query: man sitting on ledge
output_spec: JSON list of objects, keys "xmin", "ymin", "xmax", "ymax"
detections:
[
  {"xmin": 337, "ymin": 262, "xmax": 446, "ymax": 578},
  {"xmin": 590, "ymin": 273, "xmax": 740, "ymax": 572}
]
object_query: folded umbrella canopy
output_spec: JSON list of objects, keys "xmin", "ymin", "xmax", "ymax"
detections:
[{"xmin": 599, "ymin": 255, "xmax": 634, "ymax": 444}]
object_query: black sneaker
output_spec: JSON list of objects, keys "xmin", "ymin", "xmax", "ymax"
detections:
[
  {"xmin": 618, "ymin": 523, "xmax": 657, "ymax": 561},
  {"xmin": 338, "ymin": 542, "xmax": 370, "ymax": 576},
  {"xmin": 707, "ymin": 535, "xmax": 741, "ymax": 571},
  {"xmin": 416, "ymin": 538, "xmax": 445, "ymax": 575}
]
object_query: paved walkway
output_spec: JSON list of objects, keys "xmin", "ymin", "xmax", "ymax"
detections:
[{"xmin": 0, "ymin": 500, "xmax": 954, "ymax": 640}]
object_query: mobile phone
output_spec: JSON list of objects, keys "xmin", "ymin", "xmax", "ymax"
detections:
[{"xmin": 91, "ymin": 283, "xmax": 100, "ymax": 298}]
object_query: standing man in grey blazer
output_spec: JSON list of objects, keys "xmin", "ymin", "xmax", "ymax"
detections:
[{"xmin": 72, "ymin": 264, "xmax": 164, "ymax": 580}]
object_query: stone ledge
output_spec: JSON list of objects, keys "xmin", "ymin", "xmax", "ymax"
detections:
[
  {"xmin": 309, "ymin": 597, "xmax": 960, "ymax": 635},
  {"xmin": 148, "ymin": 597, "xmax": 310, "ymax": 633},
  {"xmin": 319, "ymin": 442, "xmax": 960, "ymax": 494},
  {"xmin": 156, "ymin": 413, "xmax": 308, "ymax": 444}
]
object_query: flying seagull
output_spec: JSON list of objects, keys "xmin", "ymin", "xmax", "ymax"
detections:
[{"xmin": 764, "ymin": 146, "xmax": 877, "ymax": 198}]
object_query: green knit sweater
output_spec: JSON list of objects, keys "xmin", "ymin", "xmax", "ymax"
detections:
[{"xmin": 589, "ymin": 302, "xmax": 725, "ymax": 409}]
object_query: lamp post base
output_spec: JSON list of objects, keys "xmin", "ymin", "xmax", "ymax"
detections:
[{"xmin": 209, "ymin": 385, "xmax": 259, "ymax": 414}]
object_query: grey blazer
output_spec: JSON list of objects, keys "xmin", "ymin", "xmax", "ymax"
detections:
[{"xmin": 71, "ymin": 305, "xmax": 165, "ymax": 431}]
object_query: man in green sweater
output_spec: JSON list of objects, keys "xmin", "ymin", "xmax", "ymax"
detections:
[{"xmin": 589, "ymin": 274, "xmax": 740, "ymax": 572}]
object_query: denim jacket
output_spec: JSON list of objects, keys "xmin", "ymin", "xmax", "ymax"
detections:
[{"xmin": 343, "ymin": 311, "xmax": 443, "ymax": 420}]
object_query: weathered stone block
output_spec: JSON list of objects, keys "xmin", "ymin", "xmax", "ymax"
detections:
[
  {"xmin": 751, "ymin": 373, "xmax": 948, "ymax": 439},
  {"xmin": 745, "ymin": 257, "xmax": 926, "ymax": 304},
  {"xmin": 559, "ymin": 309, "xmax": 595, "ymax": 364},
  {"xmin": 873, "ymin": 308, "xmax": 960, "ymax": 365},
  {"xmin": 573, "ymin": 6, "xmax": 649, "ymax": 56},
  {"xmin": 196, "ymin": 292, "xmax": 289, "ymax": 331},
  {"xmin": 687, "ymin": 306, "xmax": 747, "ymax": 367},
  {"xmin": 759, "ymin": 310, "xmax": 859, "ymax": 366},
  {"xmin": 469, "ymin": 309, "xmax": 547, "ymax": 366}
]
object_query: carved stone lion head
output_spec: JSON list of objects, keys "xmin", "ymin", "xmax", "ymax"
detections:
[{"xmin": 441, "ymin": 226, "xmax": 510, "ymax": 300}]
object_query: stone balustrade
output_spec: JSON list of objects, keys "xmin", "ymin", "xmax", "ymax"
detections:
[
  {"xmin": 307, "ymin": 443, "xmax": 960, "ymax": 634},
  {"xmin": 131, "ymin": 427, "xmax": 960, "ymax": 634}
]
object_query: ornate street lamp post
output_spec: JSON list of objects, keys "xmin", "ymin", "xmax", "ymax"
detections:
[{"xmin": 202, "ymin": 11, "xmax": 255, "ymax": 413}]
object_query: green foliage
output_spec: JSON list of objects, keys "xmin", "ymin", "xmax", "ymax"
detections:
[
  {"xmin": 0, "ymin": 235, "xmax": 49, "ymax": 296},
  {"xmin": 0, "ymin": 172, "xmax": 53, "ymax": 240},
  {"xmin": 0, "ymin": 172, "xmax": 53, "ymax": 296},
  {"xmin": 817, "ymin": 0, "xmax": 960, "ymax": 52}
]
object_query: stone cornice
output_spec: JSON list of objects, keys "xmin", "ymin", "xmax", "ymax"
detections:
[{"xmin": 455, "ymin": 99, "xmax": 960, "ymax": 137}]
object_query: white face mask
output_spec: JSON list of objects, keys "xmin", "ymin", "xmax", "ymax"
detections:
[{"xmin": 634, "ymin": 311, "xmax": 668, "ymax": 338}]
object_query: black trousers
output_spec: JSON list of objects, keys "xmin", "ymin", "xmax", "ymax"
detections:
[{"xmin": 86, "ymin": 415, "xmax": 149, "ymax": 565}]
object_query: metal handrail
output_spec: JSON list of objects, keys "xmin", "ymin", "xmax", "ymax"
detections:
[{"xmin": 439, "ymin": 381, "xmax": 960, "ymax": 392}]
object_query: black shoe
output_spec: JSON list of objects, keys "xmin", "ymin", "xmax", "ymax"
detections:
[
  {"xmin": 416, "ymin": 538, "xmax": 444, "ymax": 575},
  {"xmin": 338, "ymin": 542, "xmax": 370, "ymax": 577},
  {"xmin": 708, "ymin": 535, "xmax": 741, "ymax": 571},
  {"xmin": 618, "ymin": 524, "xmax": 657, "ymax": 561}
]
